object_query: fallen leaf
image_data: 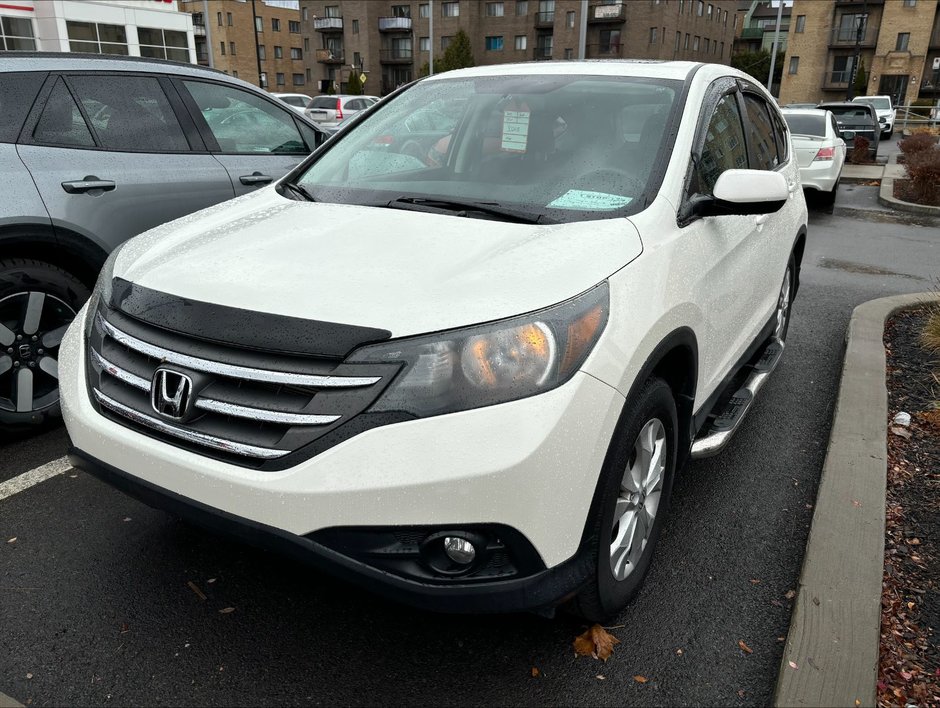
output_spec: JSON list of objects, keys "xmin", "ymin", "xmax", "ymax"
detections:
[
  {"xmin": 738, "ymin": 689, "xmax": 746, "ymax": 698},
  {"xmin": 596, "ymin": 674, "xmax": 605, "ymax": 680},
  {"xmin": 785, "ymin": 590, "xmax": 796, "ymax": 600},
  {"xmin": 26, "ymin": 673, "xmax": 33, "ymax": 680},
  {"xmin": 890, "ymin": 426, "xmax": 912, "ymax": 439},
  {"xmin": 851, "ymin": 499, "xmax": 863, "ymax": 507},
  {"xmin": 573, "ymin": 624, "xmax": 620, "ymax": 662},
  {"xmin": 908, "ymin": 538, "xmax": 921, "ymax": 545},
  {"xmin": 855, "ymin": 700, "xmax": 861, "ymax": 707},
  {"xmin": 738, "ymin": 640, "xmax": 753, "ymax": 654},
  {"xmin": 7, "ymin": 537, "xmax": 16, "ymax": 544},
  {"xmin": 901, "ymin": 671, "xmax": 912, "ymax": 681},
  {"xmin": 530, "ymin": 667, "xmax": 539, "ymax": 678},
  {"xmin": 218, "ymin": 607, "xmax": 235, "ymax": 614},
  {"xmin": 777, "ymin": 636, "xmax": 786, "ymax": 642},
  {"xmin": 675, "ymin": 648, "xmax": 684, "ymax": 656},
  {"xmin": 633, "ymin": 675, "xmax": 647, "ymax": 684},
  {"xmin": 120, "ymin": 623, "xmax": 129, "ymax": 634},
  {"xmin": 207, "ymin": 578, "xmax": 217, "ymax": 584},
  {"xmin": 749, "ymin": 579, "xmax": 761, "ymax": 585},
  {"xmin": 187, "ymin": 581, "xmax": 207, "ymax": 601},
  {"xmin": 788, "ymin": 660, "xmax": 799, "ymax": 670},
  {"xmin": 122, "ymin": 517, "xmax": 132, "ymax": 522}
]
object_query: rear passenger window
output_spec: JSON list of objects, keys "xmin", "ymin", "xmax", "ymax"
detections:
[
  {"xmin": 691, "ymin": 92, "xmax": 747, "ymax": 195},
  {"xmin": 32, "ymin": 77, "xmax": 95, "ymax": 148},
  {"xmin": 770, "ymin": 107, "xmax": 789, "ymax": 163},
  {"xmin": 742, "ymin": 93, "xmax": 778, "ymax": 170},
  {"xmin": 67, "ymin": 75, "xmax": 189, "ymax": 152},
  {"xmin": 0, "ymin": 72, "xmax": 45, "ymax": 143}
]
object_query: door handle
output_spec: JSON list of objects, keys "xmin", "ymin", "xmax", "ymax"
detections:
[
  {"xmin": 754, "ymin": 214, "xmax": 770, "ymax": 226},
  {"xmin": 239, "ymin": 172, "xmax": 273, "ymax": 185},
  {"xmin": 61, "ymin": 177, "xmax": 116, "ymax": 194}
]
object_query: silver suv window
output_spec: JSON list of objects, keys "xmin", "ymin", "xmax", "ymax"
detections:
[
  {"xmin": 0, "ymin": 72, "xmax": 45, "ymax": 143},
  {"xmin": 31, "ymin": 77, "xmax": 95, "ymax": 148}
]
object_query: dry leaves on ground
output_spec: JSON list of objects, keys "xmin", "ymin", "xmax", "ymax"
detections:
[
  {"xmin": 738, "ymin": 640, "xmax": 753, "ymax": 654},
  {"xmin": 573, "ymin": 624, "xmax": 621, "ymax": 661}
]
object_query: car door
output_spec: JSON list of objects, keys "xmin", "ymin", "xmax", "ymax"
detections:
[
  {"xmin": 177, "ymin": 78, "xmax": 319, "ymax": 196},
  {"xmin": 677, "ymin": 83, "xmax": 762, "ymax": 395},
  {"xmin": 16, "ymin": 72, "xmax": 234, "ymax": 254}
]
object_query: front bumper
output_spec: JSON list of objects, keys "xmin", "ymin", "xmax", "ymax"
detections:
[{"xmin": 59, "ymin": 304, "xmax": 626, "ymax": 612}]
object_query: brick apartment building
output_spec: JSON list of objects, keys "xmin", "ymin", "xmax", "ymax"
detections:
[
  {"xmin": 299, "ymin": 0, "xmax": 738, "ymax": 95},
  {"xmin": 732, "ymin": 0, "xmax": 791, "ymax": 56},
  {"xmin": 779, "ymin": 0, "xmax": 940, "ymax": 107},
  {"xmin": 180, "ymin": 0, "xmax": 307, "ymax": 90}
]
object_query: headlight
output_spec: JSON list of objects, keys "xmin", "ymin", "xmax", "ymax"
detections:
[{"xmin": 348, "ymin": 282, "xmax": 609, "ymax": 417}]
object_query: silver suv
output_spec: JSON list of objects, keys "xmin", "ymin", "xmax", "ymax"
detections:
[
  {"xmin": 0, "ymin": 52, "xmax": 327, "ymax": 431},
  {"xmin": 304, "ymin": 94, "xmax": 379, "ymax": 129}
]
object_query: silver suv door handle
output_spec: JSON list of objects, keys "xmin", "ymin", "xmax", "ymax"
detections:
[
  {"xmin": 239, "ymin": 172, "xmax": 273, "ymax": 185},
  {"xmin": 61, "ymin": 177, "xmax": 116, "ymax": 194}
]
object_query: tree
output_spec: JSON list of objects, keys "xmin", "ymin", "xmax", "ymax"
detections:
[
  {"xmin": 420, "ymin": 29, "xmax": 476, "ymax": 76},
  {"xmin": 346, "ymin": 69, "xmax": 362, "ymax": 95},
  {"xmin": 730, "ymin": 49, "xmax": 785, "ymax": 91},
  {"xmin": 854, "ymin": 59, "xmax": 867, "ymax": 97}
]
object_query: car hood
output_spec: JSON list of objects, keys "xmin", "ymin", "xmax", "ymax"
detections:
[{"xmin": 114, "ymin": 187, "xmax": 644, "ymax": 338}]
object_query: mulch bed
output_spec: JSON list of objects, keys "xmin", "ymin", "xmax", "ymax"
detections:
[
  {"xmin": 893, "ymin": 179, "xmax": 940, "ymax": 208},
  {"xmin": 881, "ymin": 307, "xmax": 940, "ymax": 706}
]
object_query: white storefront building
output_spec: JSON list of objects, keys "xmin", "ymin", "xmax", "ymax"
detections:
[{"xmin": 0, "ymin": 0, "xmax": 195, "ymax": 62}]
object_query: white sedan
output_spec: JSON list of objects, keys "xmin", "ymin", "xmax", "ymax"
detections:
[{"xmin": 782, "ymin": 108, "xmax": 846, "ymax": 203}]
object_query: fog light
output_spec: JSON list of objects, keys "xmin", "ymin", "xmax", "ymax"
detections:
[{"xmin": 443, "ymin": 536, "xmax": 476, "ymax": 564}]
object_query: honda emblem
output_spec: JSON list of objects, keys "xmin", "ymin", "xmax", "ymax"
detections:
[{"xmin": 150, "ymin": 368, "xmax": 193, "ymax": 420}]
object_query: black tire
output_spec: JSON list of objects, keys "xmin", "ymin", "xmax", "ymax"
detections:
[
  {"xmin": 569, "ymin": 377, "xmax": 679, "ymax": 622},
  {"xmin": 773, "ymin": 253, "xmax": 796, "ymax": 343},
  {"xmin": 0, "ymin": 258, "xmax": 90, "ymax": 430}
]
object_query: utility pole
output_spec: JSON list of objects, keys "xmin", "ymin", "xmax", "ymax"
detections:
[
  {"xmin": 578, "ymin": 0, "xmax": 587, "ymax": 60},
  {"xmin": 251, "ymin": 0, "xmax": 264, "ymax": 88},
  {"xmin": 428, "ymin": 0, "xmax": 434, "ymax": 75},
  {"xmin": 846, "ymin": 0, "xmax": 867, "ymax": 100},
  {"xmin": 766, "ymin": 0, "xmax": 784, "ymax": 97}
]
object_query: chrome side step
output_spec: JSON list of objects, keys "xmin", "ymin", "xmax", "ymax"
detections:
[{"xmin": 690, "ymin": 338, "xmax": 785, "ymax": 459}]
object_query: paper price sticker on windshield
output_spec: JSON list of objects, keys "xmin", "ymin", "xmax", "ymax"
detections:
[{"xmin": 501, "ymin": 111, "xmax": 530, "ymax": 153}]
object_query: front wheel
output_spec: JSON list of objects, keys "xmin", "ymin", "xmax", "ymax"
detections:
[
  {"xmin": 0, "ymin": 259, "xmax": 90, "ymax": 430},
  {"xmin": 569, "ymin": 377, "xmax": 678, "ymax": 622}
]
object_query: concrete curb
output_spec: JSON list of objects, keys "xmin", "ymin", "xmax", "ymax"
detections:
[
  {"xmin": 0, "ymin": 692, "xmax": 23, "ymax": 708},
  {"xmin": 773, "ymin": 292, "xmax": 939, "ymax": 708},
  {"xmin": 878, "ymin": 155, "xmax": 940, "ymax": 217}
]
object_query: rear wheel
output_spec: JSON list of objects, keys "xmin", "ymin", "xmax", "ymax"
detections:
[
  {"xmin": 773, "ymin": 256, "xmax": 795, "ymax": 343},
  {"xmin": 569, "ymin": 377, "xmax": 678, "ymax": 622},
  {"xmin": 0, "ymin": 259, "xmax": 90, "ymax": 430}
]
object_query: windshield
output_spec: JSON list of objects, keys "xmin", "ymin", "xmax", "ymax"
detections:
[
  {"xmin": 856, "ymin": 97, "xmax": 891, "ymax": 110},
  {"xmin": 293, "ymin": 74, "xmax": 683, "ymax": 223},
  {"xmin": 783, "ymin": 113, "xmax": 826, "ymax": 136}
]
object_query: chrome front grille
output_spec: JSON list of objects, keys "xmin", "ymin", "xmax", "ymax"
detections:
[{"xmin": 87, "ymin": 305, "xmax": 400, "ymax": 468}]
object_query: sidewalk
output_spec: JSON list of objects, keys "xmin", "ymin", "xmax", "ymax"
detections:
[{"xmin": 841, "ymin": 163, "xmax": 884, "ymax": 182}]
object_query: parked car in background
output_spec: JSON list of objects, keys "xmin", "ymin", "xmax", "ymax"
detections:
[
  {"xmin": 304, "ymin": 94, "xmax": 379, "ymax": 130},
  {"xmin": 0, "ymin": 52, "xmax": 328, "ymax": 431},
  {"xmin": 272, "ymin": 92, "xmax": 313, "ymax": 114},
  {"xmin": 782, "ymin": 108, "xmax": 846, "ymax": 204},
  {"xmin": 61, "ymin": 60, "xmax": 807, "ymax": 621},
  {"xmin": 783, "ymin": 103, "xmax": 818, "ymax": 109},
  {"xmin": 852, "ymin": 95, "xmax": 896, "ymax": 138},
  {"xmin": 817, "ymin": 101, "xmax": 880, "ymax": 158}
]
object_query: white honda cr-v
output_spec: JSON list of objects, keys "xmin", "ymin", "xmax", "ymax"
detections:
[{"xmin": 60, "ymin": 61, "xmax": 807, "ymax": 621}]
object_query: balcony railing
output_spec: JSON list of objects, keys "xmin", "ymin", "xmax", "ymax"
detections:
[
  {"xmin": 192, "ymin": 24, "xmax": 206, "ymax": 37},
  {"xmin": 379, "ymin": 48, "xmax": 413, "ymax": 62},
  {"xmin": 313, "ymin": 17, "xmax": 343, "ymax": 32},
  {"xmin": 828, "ymin": 25, "xmax": 878, "ymax": 47},
  {"xmin": 378, "ymin": 16, "xmax": 412, "ymax": 32},
  {"xmin": 534, "ymin": 11, "xmax": 554, "ymax": 28},
  {"xmin": 585, "ymin": 43, "xmax": 623, "ymax": 59},
  {"xmin": 588, "ymin": 4, "xmax": 626, "ymax": 23},
  {"xmin": 533, "ymin": 45, "xmax": 553, "ymax": 60},
  {"xmin": 315, "ymin": 47, "xmax": 344, "ymax": 63},
  {"xmin": 740, "ymin": 27, "xmax": 764, "ymax": 39}
]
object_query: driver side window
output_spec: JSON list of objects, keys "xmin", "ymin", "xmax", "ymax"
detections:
[
  {"xmin": 182, "ymin": 80, "xmax": 307, "ymax": 154},
  {"xmin": 689, "ymin": 92, "xmax": 747, "ymax": 196}
]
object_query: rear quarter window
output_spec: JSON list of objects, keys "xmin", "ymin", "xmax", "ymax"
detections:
[{"xmin": 0, "ymin": 72, "xmax": 46, "ymax": 143}]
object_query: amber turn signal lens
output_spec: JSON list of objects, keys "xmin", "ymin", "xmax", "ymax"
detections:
[{"xmin": 560, "ymin": 305, "xmax": 604, "ymax": 376}]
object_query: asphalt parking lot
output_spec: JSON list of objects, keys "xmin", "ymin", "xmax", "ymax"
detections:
[{"xmin": 2, "ymin": 198, "xmax": 938, "ymax": 706}]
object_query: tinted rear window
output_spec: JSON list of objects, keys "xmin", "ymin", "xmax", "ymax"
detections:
[
  {"xmin": 309, "ymin": 96, "xmax": 337, "ymax": 109},
  {"xmin": 0, "ymin": 72, "xmax": 46, "ymax": 143},
  {"xmin": 783, "ymin": 114, "xmax": 826, "ymax": 137},
  {"xmin": 825, "ymin": 106, "xmax": 871, "ymax": 119}
]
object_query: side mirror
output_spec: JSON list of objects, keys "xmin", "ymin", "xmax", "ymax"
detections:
[{"xmin": 685, "ymin": 169, "xmax": 788, "ymax": 221}]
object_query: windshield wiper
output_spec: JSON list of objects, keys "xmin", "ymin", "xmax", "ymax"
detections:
[
  {"xmin": 278, "ymin": 180, "xmax": 317, "ymax": 202},
  {"xmin": 385, "ymin": 197, "xmax": 549, "ymax": 224}
]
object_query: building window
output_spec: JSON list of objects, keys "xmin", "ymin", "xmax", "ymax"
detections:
[
  {"xmin": 325, "ymin": 6, "xmax": 340, "ymax": 17},
  {"xmin": 352, "ymin": 19, "xmax": 359, "ymax": 33},
  {"xmin": 564, "ymin": 47, "xmax": 573, "ymax": 59},
  {"xmin": 353, "ymin": 51, "xmax": 361, "ymax": 67},
  {"xmin": 67, "ymin": 21, "xmax": 129, "ymax": 55},
  {"xmin": 289, "ymin": 20, "xmax": 300, "ymax": 33},
  {"xmin": 291, "ymin": 47, "xmax": 302, "ymax": 59},
  {"xmin": 419, "ymin": 3, "xmax": 430, "ymax": 18},
  {"xmin": 684, "ymin": 32, "xmax": 689, "ymax": 49},
  {"xmin": 292, "ymin": 73, "xmax": 304, "ymax": 86},
  {"xmin": 703, "ymin": 38, "xmax": 709, "ymax": 52},
  {"xmin": 226, "ymin": 12, "xmax": 233, "ymax": 26},
  {"xmin": 232, "ymin": 70, "xmax": 238, "ymax": 78},
  {"xmin": 516, "ymin": 0, "xmax": 528, "ymax": 14},
  {"xmin": 678, "ymin": 0, "xmax": 684, "ymax": 13},
  {"xmin": 795, "ymin": 15, "xmax": 805, "ymax": 33},
  {"xmin": 217, "ymin": 11, "xmax": 222, "ymax": 26},
  {"xmin": 258, "ymin": 44, "xmax": 266, "ymax": 59},
  {"xmin": 903, "ymin": 0, "xmax": 916, "ymax": 6},
  {"xmin": 442, "ymin": 2, "xmax": 459, "ymax": 17},
  {"xmin": 693, "ymin": 35, "xmax": 700, "ymax": 50},
  {"xmin": 487, "ymin": 2, "xmax": 505, "ymax": 16},
  {"xmin": 419, "ymin": 36, "xmax": 430, "ymax": 51},
  {"xmin": 441, "ymin": 35, "xmax": 453, "ymax": 49},
  {"xmin": 260, "ymin": 72, "xmax": 267, "ymax": 88},
  {"xmin": 567, "ymin": 10, "xmax": 575, "ymax": 27},
  {"xmin": 276, "ymin": 72, "xmax": 285, "ymax": 85},
  {"xmin": 274, "ymin": 45, "xmax": 283, "ymax": 58},
  {"xmin": 696, "ymin": 1, "xmax": 703, "ymax": 17},
  {"xmin": 255, "ymin": 16, "xmax": 262, "ymax": 32},
  {"xmin": 302, "ymin": 7, "xmax": 308, "ymax": 21},
  {"xmin": 485, "ymin": 35, "xmax": 504, "ymax": 51},
  {"xmin": 1, "ymin": 16, "xmax": 37, "ymax": 50},
  {"xmin": 788, "ymin": 56, "xmax": 799, "ymax": 74},
  {"xmin": 305, "ymin": 67, "xmax": 310, "ymax": 80},
  {"xmin": 303, "ymin": 37, "xmax": 309, "ymax": 51},
  {"xmin": 515, "ymin": 34, "xmax": 526, "ymax": 50},
  {"xmin": 896, "ymin": 32, "xmax": 909, "ymax": 51},
  {"xmin": 707, "ymin": 4, "xmax": 712, "ymax": 20},
  {"xmin": 229, "ymin": 41, "xmax": 236, "ymax": 55},
  {"xmin": 649, "ymin": 27, "xmax": 658, "ymax": 44},
  {"xmin": 219, "ymin": 40, "xmax": 225, "ymax": 55},
  {"xmin": 392, "ymin": 5, "xmax": 411, "ymax": 17},
  {"xmin": 675, "ymin": 31, "xmax": 680, "ymax": 50}
]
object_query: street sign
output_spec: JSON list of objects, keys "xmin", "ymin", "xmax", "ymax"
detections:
[{"xmin": 360, "ymin": 73, "xmax": 367, "ymax": 84}]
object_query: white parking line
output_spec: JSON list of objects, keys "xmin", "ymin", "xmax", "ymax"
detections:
[{"xmin": 0, "ymin": 456, "xmax": 72, "ymax": 502}]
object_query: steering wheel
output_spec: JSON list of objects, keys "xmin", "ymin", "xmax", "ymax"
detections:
[{"xmin": 399, "ymin": 139, "xmax": 429, "ymax": 163}]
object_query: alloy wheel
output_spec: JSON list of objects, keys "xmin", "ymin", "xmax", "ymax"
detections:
[
  {"xmin": 774, "ymin": 265, "xmax": 792, "ymax": 341},
  {"xmin": 609, "ymin": 418, "xmax": 667, "ymax": 581}
]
